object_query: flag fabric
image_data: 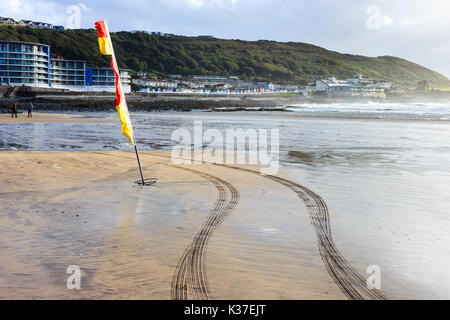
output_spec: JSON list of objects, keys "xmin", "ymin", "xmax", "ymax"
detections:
[
  {"xmin": 95, "ymin": 20, "xmax": 113, "ymax": 55},
  {"xmin": 95, "ymin": 20, "xmax": 134, "ymax": 144},
  {"xmin": 110, "ymin": 58, "xmax": 134, "ymax": 144}
]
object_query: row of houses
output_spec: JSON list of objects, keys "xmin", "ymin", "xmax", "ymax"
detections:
[
  {"xmin": 131, "ymin": 30, "xmax": 175, "ymax": 37},
  {"xmin": 0, "ymin": 17, "xmax": 64, "ymax": 31},
  {"xmin": 133, "ymin": 74, "xmax": 392, "ymax": 97},
  {"xmin": 0, "ymin": 40, "xmax": 131, "ymax": 93},
  {"xmin": 133, "ymin": 76, "xmax": 310, "ymax": 95}
]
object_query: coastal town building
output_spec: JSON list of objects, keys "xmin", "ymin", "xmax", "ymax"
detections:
[
  {"xmin": 315, "ymin": 75, "xmax": 388, "ymax": 98},
  {"xmin": 0, "ymin": 40, "xmax": 51, "ymax": 87},
  {"xmin": 0, "ymin": 40, "xmax": 130, "ymax": 93},
  {"xmin": 134, "ymin": 78, "xmax": 178, "ymax": 89},
  {"xmin": 88, "ymin": 68, "xmax": 131, "ymax": 92},
  {"xmin": 50, "ymin": 59, "xmax": 86, "ymax": 88},
  {"xmin": 0, "ymin": 16, "xmax": 64, "ymax": 30},
  {"xmin": 133, "ymin": 75, "xmax": 313, "ymax": 95},
  {"xmin": 0, "ymin": 17, "xmax": 16, "ymax": 25},
  {"xmin": 373, "ymin": 81, "xmax": 392, "ymax": 89},
  {"xmin": 191, "ymin": 75, "xmax": 229, "ymax": 81},
  {"xmin": 18, "ymin": 20, "xmax": 35, "ymax": 27},
  {"xmin": 268, "ymin": 83, "xmax": 304, "ymax": 92},
  {"xmin": 346, "ymin": 74, "xmax": 373, "ymax": 86},
  {"xmin": 417, "ymin": 80, "xmax": 429, "ymax": 91},
  {"xmin": 315, "ymin": 76, "xmax": 348, "ymax": 91}
]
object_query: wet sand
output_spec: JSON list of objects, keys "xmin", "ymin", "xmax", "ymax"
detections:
[
  {"xmin": 0, "ymin": 112, "xmax": 112, "ymax": 123},
  {"xmin": 2, "ymin": 107, "xmax": 450, "ymax": 300},
  {"xmin": 0, "ymin": 150, "xmax": 352, "ymax": 299}
]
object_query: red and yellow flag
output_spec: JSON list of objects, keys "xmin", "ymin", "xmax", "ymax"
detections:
[
  {"xmin": 95, "ymin": 20, "xmax": 134, "ymax": 144},
  {"xmin": 95, "ymin": 20, "xmax": 113, "ymax": 55}
]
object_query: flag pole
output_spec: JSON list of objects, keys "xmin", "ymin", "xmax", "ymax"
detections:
[
  {"xmin": 111, "ymin": 52, "xmax": 146, "ymax": 186},
  {"xmin": 111, "ymin": 54, "xmax": 146, "ymax": 186},
  {"xmin": 103, "ymin": 20, "xmax": 147, "ymax": 186},
  {"xmin": 134, "ymin": 144, "xmax": 146, "ymax": 186}
]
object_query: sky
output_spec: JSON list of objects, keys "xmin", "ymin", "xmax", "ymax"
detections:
[{"xmin": 1, "ymin": 0, "xmax": 449, "ymax": 78}]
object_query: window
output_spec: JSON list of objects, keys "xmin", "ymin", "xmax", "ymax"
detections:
[
  {"xmin": 22, "ymin": 45, "xmax": 32, "ymax": 53},
  {"xmin": 9, "ymin": 44, "xmax": 20, "ymax": 52}
]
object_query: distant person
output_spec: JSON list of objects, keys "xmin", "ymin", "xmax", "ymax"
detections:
[
  {"xmin": 11, "ymin": 103, "xmax": 18, "ymax": 118},
  {"xmin": 27, "ymin": 102, "xmax": 33, "ymax": 118}
]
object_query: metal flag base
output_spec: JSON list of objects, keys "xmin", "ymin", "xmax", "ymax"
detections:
[{"xmin": 135, "ymin": 178, "xmax": 158, "ymax": 186}]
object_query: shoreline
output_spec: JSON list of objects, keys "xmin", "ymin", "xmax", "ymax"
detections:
[
  {"xmin": 1, "ymin": 91, "xmax": 449, "ymax": 113},
  {"xmin": 0, "ymin": 112, "xmax": 114, "ymax": 123},
  {"xmin": 1, "ymin": 95, "xmax": 308, "ymax": 112},
  {"xmin": 1, "ymin": 109, "xmax": 449, "ymax": 125}
]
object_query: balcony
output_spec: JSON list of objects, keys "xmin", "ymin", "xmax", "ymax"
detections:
[{"xmin": 51, "ymin": 66, "xmax": 86, "ymax": 71}]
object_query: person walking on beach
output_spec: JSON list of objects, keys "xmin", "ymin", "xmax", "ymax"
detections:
[
  {"xmin": 11, "ymin": 103, "xmax": 18, "ymax": 118},
  {"xmin": 27, "ymin": 102, "xmax": 33, "ymax": 118}
]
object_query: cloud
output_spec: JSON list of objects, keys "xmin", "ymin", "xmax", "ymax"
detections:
[
  {"xmin": 400, "ymin": 18, "xmax": 421, "ymax": 26},
  {"xmin": 0, "ymin": 0, "xmax": 67, "ymax": 24},
  {"xmin": 382, "ymin": 16, "xmax": 394, "ymax": 27},
  {"xmin": 162, "ymin": 0, "xmax": 239, "ymax": 10},
  {"xmin": 1, "ymin": 0, "xmax": 33, "ymax": 17}
]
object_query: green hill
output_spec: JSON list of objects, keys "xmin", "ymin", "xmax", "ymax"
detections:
[{"xmin": 1, "ymin": 25, "xmax": 448, "ymax": 87}]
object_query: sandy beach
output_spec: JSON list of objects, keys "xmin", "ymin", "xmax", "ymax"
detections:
[
  {"xmin": 2, "ymin": 107, "xmax": 450, "ymax": 300},
  {"xmin": 0, "ymin": 112, "xmax": 113, "ymax": 124},
  {"xmin": 0, "ymin": 149, "xmax": 367, "ymax": 300}
]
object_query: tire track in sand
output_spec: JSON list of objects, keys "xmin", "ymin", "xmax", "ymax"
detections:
[
  {"xmin": 94, "ymin": 152, "xmax": 386, "ymax": 299},
  {"xmin": 166, "ymin": 165, "xmax": 239, "ymax": 300},
  {"xmin": 147, "ymin": 152, "xmax": 387, "ymax": 299},
  {"xmin": 91, "ymin": 152, "xmax": 240, "ymax": 300},
  {"xmin": 217, "ymin": 164, "xmax": 387, "ymax": 300}
]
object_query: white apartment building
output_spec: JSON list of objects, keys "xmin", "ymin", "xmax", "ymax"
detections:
[{"xmin": 316, "ymin": 75, "xmax": 387, "ymax": 98}]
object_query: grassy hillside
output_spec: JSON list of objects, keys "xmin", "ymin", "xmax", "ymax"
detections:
[{"xmin": 1, "ymin": 25, "xmax": 448, "ymax": 87}]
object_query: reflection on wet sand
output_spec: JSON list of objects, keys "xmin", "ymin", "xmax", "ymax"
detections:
[
  {"xmin": 2, "ymin": 106, "xmax": 450, "ymax": 299},
  {"xmin": 0, "ymin": 151, "xmax": 348, "ymax": 299}
]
